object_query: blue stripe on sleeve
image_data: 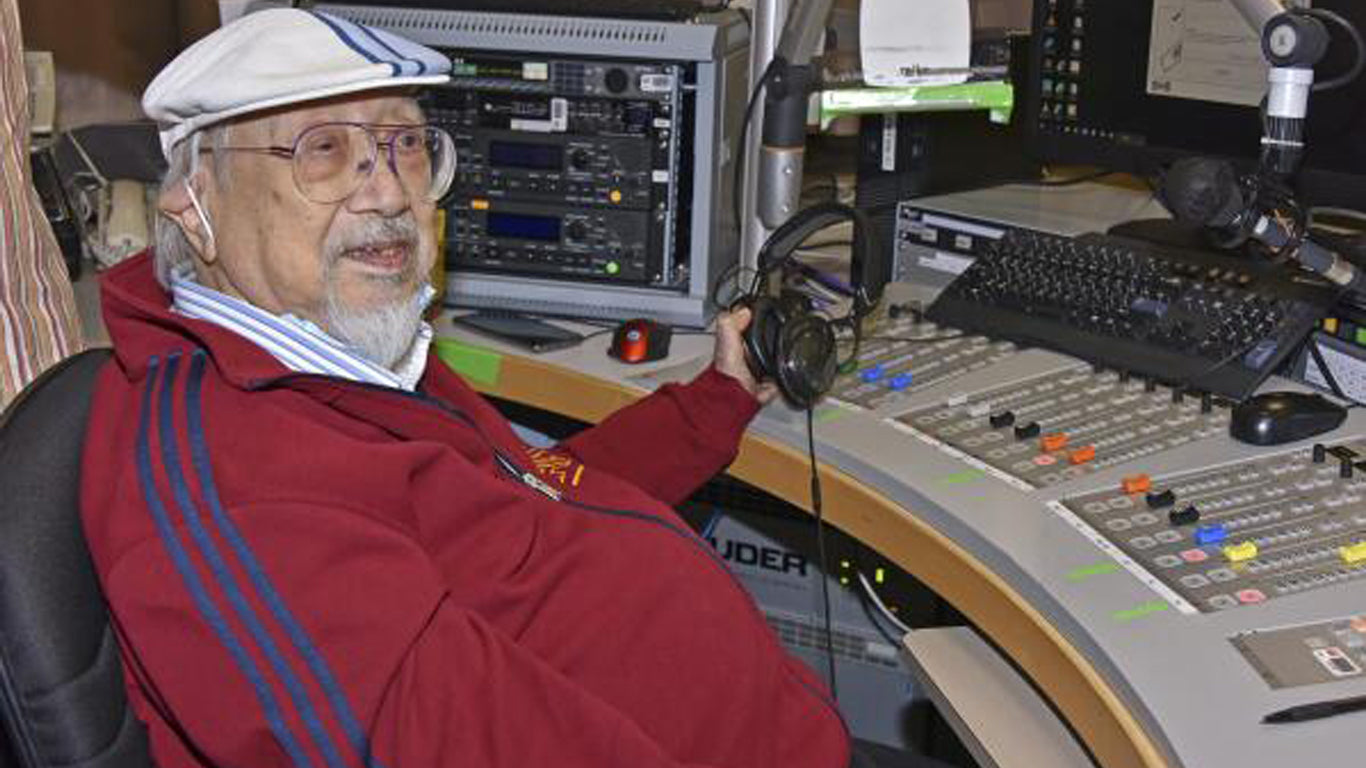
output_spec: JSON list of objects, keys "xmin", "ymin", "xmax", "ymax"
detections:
[
  {"xmin": 155, "ymin": 352, "xmax": 352, "ymax": 768},
  {"xmin": 184, "ymin": 351, "xmax": 386, "ymax": 768},
  {"xmin": 135, "ymin": 355, "xmax": 317, "ymax": 768}
]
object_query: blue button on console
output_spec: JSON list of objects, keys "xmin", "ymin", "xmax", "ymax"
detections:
[{"xmin": 1193, "ymin": 524, "xmax": 1227, "ymax": 546}]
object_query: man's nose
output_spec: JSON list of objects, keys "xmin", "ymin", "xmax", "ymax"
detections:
[{"xmin": 347, "ymin": 149, "xmax": 409, "ymax": 215}]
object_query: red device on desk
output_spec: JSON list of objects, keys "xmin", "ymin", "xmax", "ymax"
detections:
[{"xmin": 609, "ymin": 319, "xmax": 672, "ymax": 363}]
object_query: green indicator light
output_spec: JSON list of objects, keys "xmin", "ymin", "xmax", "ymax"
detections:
[
  {"xmin": 840, "ymin": 560, "xmax": 851, "ymax": 569},
  {"xmin": 1066, "ymin": 562, "xmax": 1121, "ymax": 582},
  {"xmin": 874, "ymin": 568, "xmax": 885, "ymax": 584},
  {"xmin": 815, "ymin": 407, "xmax": 848, "ymax": 424},
  {"xmin": 1356, "ymin": 327, "xmax": 1366, "ymax": 346},
  {"xmin": 605, "ymin": 261, "xmax": 620, "ymax": 275},
  {"xmin": 839, "ymin": 576, "xmax": 850, "ymax": 586},
  {"xmin": 1112, "ymin": 602, "xmax": 1170, "ymax": 623},
  {"xmin": 941, "ymin": 469, "xmax": 986, "ymax": 485}
]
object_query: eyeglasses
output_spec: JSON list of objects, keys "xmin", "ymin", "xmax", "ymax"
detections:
[{"xmin": 204, "ymin": 122, "xmax": 457, "ymax": 204}]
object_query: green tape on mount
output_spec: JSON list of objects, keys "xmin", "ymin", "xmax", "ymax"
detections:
[
  {"xmin": 1067, "ymin": 562, "xmax": 1121, "ymax": 582},
  {"xmin": 815, "ymin": 406, "xmax": 850, "ymax": 424},
  {"xmin": 819, "ymin": 81, "xmax": 1014, "ymax": 128},
  {"xmin": 1112, "ymin": 601, "xmax": 1170, "ymax": 623},
  {"xmin": 434, "ymin": 338, "xmax": 502, "ymax": 387},
  {"xmin": 940, "ymin": 469, "xmax": 987, "ymax": 485}
]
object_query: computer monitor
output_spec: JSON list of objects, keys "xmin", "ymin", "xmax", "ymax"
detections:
[{"xmin": 1025, "ymin": 0, "xmax": 1366, "ymax": 210}]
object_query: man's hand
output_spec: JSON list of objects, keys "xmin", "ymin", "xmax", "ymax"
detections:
[{"xmin": 713, "ymin": 307, "xmax": 779, "ymax": 405}]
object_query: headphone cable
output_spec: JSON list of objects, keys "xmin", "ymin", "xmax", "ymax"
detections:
[{"xmin": 806, "ymin": 406, "xmax": 839, "ymax": 702}]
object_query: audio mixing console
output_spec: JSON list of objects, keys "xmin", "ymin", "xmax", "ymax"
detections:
[
  {"xmin": 1052, "ymin": 440, "xmax": 1366, "ymax": 614},
  {"xmin": 894, "ymin": 366, "xmax": 1231, "ymax": 490},
  {"xmin": 829, "ymin": 316, "xmax": 1018, "ymax": 411},
  {"xmin": 1232, "ymin": 614, "xmax": 1366, "ymax": 689}
]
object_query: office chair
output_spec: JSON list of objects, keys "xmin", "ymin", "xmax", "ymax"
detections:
[{"xmin": 0, "ymin": 348, "xmax": 155, "ymax": 767}]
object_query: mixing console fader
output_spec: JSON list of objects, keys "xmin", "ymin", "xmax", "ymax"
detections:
[
  {"xmin": 896, "ymin": 366, "xmax": 1231, "ymax": 489},
  {"xmin": 830, "ymin": 314, "xmax": 1018, "ymax": 411},
  {"xmin": 1053, "ymin": 440, "xmax": 1366, "ymax": 613}
]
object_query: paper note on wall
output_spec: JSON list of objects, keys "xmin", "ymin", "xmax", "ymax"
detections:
[{"xmin": 860, "ymin": 0, "xmax": 971, "ymax": 87}]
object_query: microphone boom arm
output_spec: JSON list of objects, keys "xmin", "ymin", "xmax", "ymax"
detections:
[
  {"xmin": 1227, "ymin": 0, "xmax": 1292, "ymax": 34},
  {"xmin": 755, "ymin": 0, "xmax": 835, "ymax": 229}
]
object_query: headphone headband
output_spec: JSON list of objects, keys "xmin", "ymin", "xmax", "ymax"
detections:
[{"xmin": 753, "ymin": 201, "xmax": 886, "ymax": 316}]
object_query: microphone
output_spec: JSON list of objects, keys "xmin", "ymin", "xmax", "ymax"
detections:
[
  {"xmin": 1160, "ymin": 157, "xmax": 1366, "ymax": 294},
  {"xmin": 1159, "ymin": 157, "xmax": 1252, "ymax": 235},
  {"xmin": 755, "ymin": 0, "xmax": 836, "ymax": 229},
  {"xmin": 1259, "ymin": 11, "xmax": 1329, "ymax": 176},
  {"xmin": 757, "ymin": 59, "xmax": 816, "ymax": 229}
]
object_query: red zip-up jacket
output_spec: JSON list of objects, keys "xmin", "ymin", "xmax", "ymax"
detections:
[{"xmin": 80, "ymin": 253, "xmax": 849, "ymax": 768}]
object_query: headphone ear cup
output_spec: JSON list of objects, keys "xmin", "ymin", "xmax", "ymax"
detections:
[
  {"xmin": 742, "ymin": 296, "xmax": 784, "ymax": 383},
  {"xmin": 774, "ymin": 314, "xmax": 837, "ymax": 410}
]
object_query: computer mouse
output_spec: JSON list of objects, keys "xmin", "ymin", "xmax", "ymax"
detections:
[
  {"xmin": 608, "ymin": 318, "xmax": 672, "ymax": 364},
  {"xmin": 1229, "ymin": 391, "xmax": 1348, "ymax": 446}
]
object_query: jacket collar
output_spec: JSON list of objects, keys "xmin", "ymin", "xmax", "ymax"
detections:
[{"xmin": 102, "ymin": 252, "xmax": 354, "ymax": 390}]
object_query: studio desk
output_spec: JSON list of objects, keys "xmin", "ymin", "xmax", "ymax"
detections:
[{"xmin": 435, "ymin": 295, "xmax": 1366, "ymax": 768}]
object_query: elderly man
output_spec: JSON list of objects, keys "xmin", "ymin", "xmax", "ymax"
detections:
[{"xmin": 81, "ymin": 8, "xmax": 857, "ymax": 768}]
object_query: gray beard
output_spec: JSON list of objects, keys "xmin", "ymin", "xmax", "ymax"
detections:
[
  {"xmin": 323, "ymin": 282, "xmax": 430, "ymax": 370},
  {"xmin": 320, "ymin": 215, "xmax": 431, "ymax": 369}
]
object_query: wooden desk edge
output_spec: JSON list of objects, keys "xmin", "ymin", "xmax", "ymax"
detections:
[{"xmin": 471, "ymin": 351, "xmax": 1172, "ymax": 768}]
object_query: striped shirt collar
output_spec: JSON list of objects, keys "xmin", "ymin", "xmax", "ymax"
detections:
[{"xmin": 169, "ymin": 265, "xmax": 434, "ymax": 391}]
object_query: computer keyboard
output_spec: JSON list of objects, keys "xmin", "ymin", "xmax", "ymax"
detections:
[{"xmin": 926, "ymin": 230, "xmax": 1339, "ymax": 399}]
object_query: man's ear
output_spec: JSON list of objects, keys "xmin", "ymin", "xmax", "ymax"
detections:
[{"xmin": 158, "ymin": 175, "xmax": 217, "ymax": 263}]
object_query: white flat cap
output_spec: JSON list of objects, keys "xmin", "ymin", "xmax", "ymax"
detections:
[{"xmin": 143, "ymin": 8, "xmax": 450, "ymax": 157}]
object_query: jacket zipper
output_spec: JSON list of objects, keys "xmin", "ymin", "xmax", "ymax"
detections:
[
  {"xmin": 493, "ymin": 452, "xmax": 561, "ymax": 501},
  {"xmin": 251, "ymin": 372, "xmax": 563, "ymax": 502},
  {"xmin": 250, "ymin": 370, "xmax": 847, "ymax": 723}
]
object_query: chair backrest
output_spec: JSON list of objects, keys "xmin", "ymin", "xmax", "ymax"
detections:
[{"xmin": 0, "ymin": 349, "xmax": 155, "ymax": 768}]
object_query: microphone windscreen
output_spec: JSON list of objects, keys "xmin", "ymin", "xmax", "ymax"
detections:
[{"xmin": 1160, "ymin": 158, "xmax": 1245, "ymax": 228}]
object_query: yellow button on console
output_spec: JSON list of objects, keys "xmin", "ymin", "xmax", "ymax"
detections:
[
  {"xmin": 1223, "ymin": 542, "xmax": 1258, "ymax": 562},
  {"xmin": 609, "ymin": 189, "xmax": 623, "ymax": 204},
  {"xmin": 1340, "ymin": 542, "xmax": 1366, "ymax": 564}
]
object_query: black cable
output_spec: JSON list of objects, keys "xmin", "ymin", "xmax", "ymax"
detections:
[
  {"xmin": 732, "ymin": 3, "xmax": 751, "ymax": 32},
  {"xmin": 806, "ymin": 407, "xmax": 838, "ymax": 702},
  {"xmin": 1182, "ymin": 335, "xmax": 1276, "ymax": 390},
  {"xmin": 1300, "ymin": 8, "xmax": 1366, "ymax": 93},
  {"xmin": 732, "ymin": 64, "xmax": 778, "ymax": 251},
  {"xmin": 1306, "ymin": 335, "xmax": 1357, "ymax": 405}
]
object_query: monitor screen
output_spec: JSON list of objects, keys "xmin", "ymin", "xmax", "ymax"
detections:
[{"xmin": 1025, "ymin": 0, "xmax": 1366, "ymax": 209}]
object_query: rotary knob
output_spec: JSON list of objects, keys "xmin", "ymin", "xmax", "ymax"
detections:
[
  {"xmin": 569, "ymin": 148, "xmax": 592, "ymax": 171},
  {"xmin": 604, "ymin": 68, "xmax": 630, "ymax": 94}
]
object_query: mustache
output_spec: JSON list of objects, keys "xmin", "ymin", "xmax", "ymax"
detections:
[{"xmin": 325, "ymin": 215, "xmax": 421, "ymax": 260}]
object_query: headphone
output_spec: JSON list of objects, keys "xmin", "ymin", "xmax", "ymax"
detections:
[{"xmin": 730, "ymin": 202, "xmax": 885, "ymax": 410}]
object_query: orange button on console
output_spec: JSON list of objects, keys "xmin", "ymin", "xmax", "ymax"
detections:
[
  {"xmin": 1121, "ymin": 474, "xmax": 1152, "ymax": 494},
  {"xmin": 1068, "ymin": 445, "xmax": 1096, "ymax": 465},
  {"xmin": 1040, "ymin": 433, "xmax": 1069, "ymax": 452}
]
